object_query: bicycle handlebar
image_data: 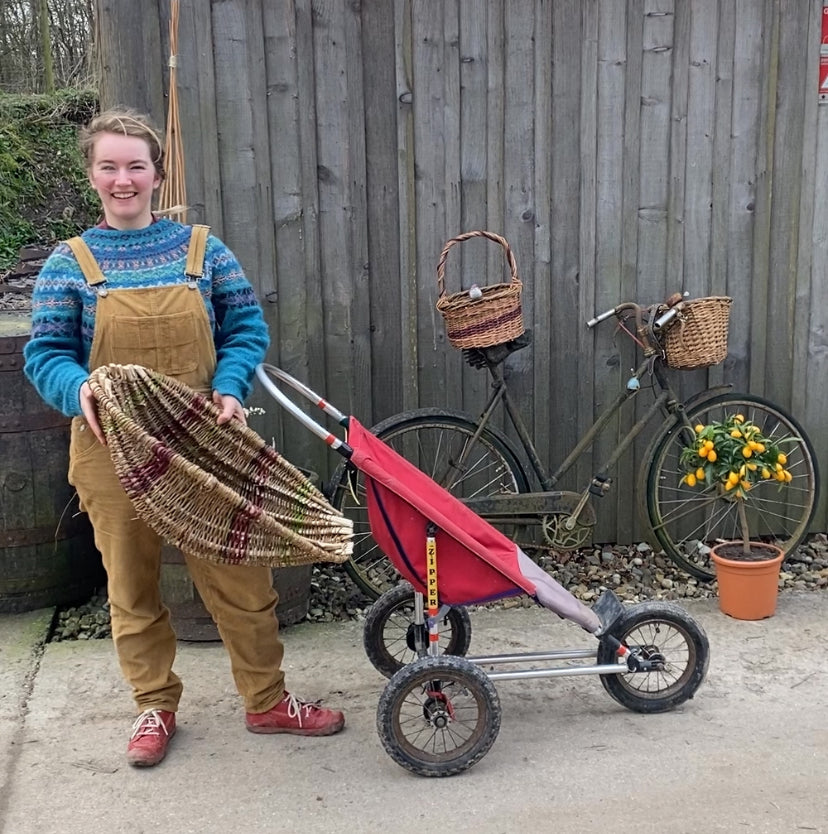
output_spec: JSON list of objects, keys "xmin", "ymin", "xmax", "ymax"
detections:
[
  {"xmin": 586, "ymin": 292, "xmax": 689, "ymax": 330},
  {"xmin": 653, "ymin": 303, "xmax": 682, "ymax": 329},
  {"xmin": 585, "ymin": 307, "xmax": 617, "ymax": 328}
]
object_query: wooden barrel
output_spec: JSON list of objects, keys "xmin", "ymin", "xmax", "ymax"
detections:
[
  {"xmin": 273, "ymin": 563, "xmax": 314, "ymax": 627},
  {"xmin": 159, "ymin": 464, "xmax": 321, "ymax": 640},
  {"xmin": 160, "ymin": 545, "xmax": 313, "ymax": 641},
  {"xmin": 0, "ymin": 313, "xmax": 105, "ymax": 613}
]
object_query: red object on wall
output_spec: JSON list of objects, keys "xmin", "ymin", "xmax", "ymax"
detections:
[{"xmin": 820, "ymin": 3, "xmax": 828, "ymax": 101}]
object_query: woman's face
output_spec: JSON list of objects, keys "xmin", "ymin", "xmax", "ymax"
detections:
[{"xmin": 88, "ymin": 132, "xmax": 161, "ymax": 230}]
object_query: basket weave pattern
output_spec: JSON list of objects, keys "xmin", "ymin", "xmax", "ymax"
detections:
[
  {"xmin": 436, "ymin": 230, "xmax": 525, "ymax": 349},
  {"xmin": 662, "ymin": 296, "xmax": 732, "ymax": 370},
  {"xmin": 87, "ymin": 364, "xmax": 352, "ymax": 568}
]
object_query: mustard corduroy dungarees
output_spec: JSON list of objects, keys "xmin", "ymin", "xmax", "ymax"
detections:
[{"xmin": 66, "ymin": 231, "xmax": 285, "ymax": 715}]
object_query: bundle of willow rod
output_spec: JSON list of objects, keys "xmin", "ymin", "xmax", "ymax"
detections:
[
  {"xmin": 87, "ymin": 364, "xmax": 353, "ymax": 568},
  {"xmin": 157, "ymin": 0, "xmax": 187, "ymax": 222}
]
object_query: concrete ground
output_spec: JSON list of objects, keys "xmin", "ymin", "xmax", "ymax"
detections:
[{"xmin": 1, "ymin": 590, "xmax": 826, "ymax": 834}]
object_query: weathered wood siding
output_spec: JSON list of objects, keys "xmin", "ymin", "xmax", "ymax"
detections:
[{"xmin": 97, "ymin": 0, "xmax": 827, "ymax": 540}]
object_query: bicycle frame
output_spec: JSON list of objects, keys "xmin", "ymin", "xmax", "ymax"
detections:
[{"xmin": 450, "ymin": 350, "xmax": 726, "ymax": 530}]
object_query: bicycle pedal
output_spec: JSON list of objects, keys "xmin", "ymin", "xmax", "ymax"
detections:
[{"xmin": 588, "ymin": 475, "xmax": 612, "ymax": 496}]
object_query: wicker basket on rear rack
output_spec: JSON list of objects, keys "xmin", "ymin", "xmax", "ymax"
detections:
[
  {"xmin": 661, "ymin": 296, "xmax": 732, "ymax": 370},
  {"xmin": 435, "ymin": 230, "xmax": 525, "ymax": 349}
]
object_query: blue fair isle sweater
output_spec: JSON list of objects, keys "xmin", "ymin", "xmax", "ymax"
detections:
[{"xmin": 23, "ymin": 219, "xmax": 270, "ymax": 417}]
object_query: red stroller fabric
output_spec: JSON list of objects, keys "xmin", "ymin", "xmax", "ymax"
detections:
[{"xmin": 347, "ymin": 417, "xmax": 536, "ymax": 606}]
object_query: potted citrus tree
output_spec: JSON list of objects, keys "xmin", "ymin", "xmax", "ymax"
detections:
[{"xmin": 679, "ymin": 412, "xmax": 795, "ymax": 619}]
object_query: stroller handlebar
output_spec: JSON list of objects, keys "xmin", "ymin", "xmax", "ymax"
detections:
[{"xmin": 254, "ymin": 364, "xmax": 353, "ymax": 457}]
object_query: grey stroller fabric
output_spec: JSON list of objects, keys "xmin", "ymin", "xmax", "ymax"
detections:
[{"xmin": 516, "ymin": 550, "xmax": 601, "ymax": 633}]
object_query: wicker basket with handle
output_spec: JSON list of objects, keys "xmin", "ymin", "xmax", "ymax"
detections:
[
  {"xmin": 435, "ymin": 230, "xmax": 525, "ymax": 349},
  {"xmin": 662, "ymin": 296, "xmax": 732, "ymax": 370}
]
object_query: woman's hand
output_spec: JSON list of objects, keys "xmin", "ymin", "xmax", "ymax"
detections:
[
  {"xmin": 212, "ymin": 391, "xmax": 247, "ymax": 426},
  {"xmin": 79, "ymin": 380, "xmax": 106, "ymax": 444}
]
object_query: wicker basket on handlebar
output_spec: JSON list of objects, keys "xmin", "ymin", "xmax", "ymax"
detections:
[
  {"xmin": 662, "ymin": 296, "xmax": 732, "ymax": 370},
  {"xmin": 436, "ymin": 230, "xmax": 525, "ymax": 349}
]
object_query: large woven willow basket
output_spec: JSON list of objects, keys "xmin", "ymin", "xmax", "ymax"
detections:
[
  {"xmin": 87, "ymin": 364, "xmax": 352, "ymax": 568},
  {"xmin": 662, "ymin": 296, "xmax": 732, "ymax": 370},
  {"xmin": 436, "ymin": 230, "xmax": 525, "ymax": 349}
]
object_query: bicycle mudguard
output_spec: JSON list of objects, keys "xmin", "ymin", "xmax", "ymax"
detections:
[{"xmin": 680, "ymin": 383, "xmax": 734, "ymax": 413}]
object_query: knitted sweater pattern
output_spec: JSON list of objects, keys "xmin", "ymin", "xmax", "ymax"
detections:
[{"xmin": 23, "ymin": 219, "xmax": 269, "ymax": 417}]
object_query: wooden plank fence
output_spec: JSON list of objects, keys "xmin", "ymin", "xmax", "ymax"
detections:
[{"xmin": 97, "ymin": 0, "xmax": 827, "ymax": 541}]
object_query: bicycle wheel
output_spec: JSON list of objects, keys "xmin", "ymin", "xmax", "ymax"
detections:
[
  {"xmin": 645, "ymin": 393, "xmax": 819, "ymax": 581},
  {"xmin": 363, "ymin": 583, "xmax": 472, "ymax": 678},
  {"xmin": 376, "ymin": 655, "xmax": 501, "ymax": 777},
  {"xmin": 329, "ymin": 409, "xmax": 530, "ymax": 599},
  {"xmin": 597, "ymin": 601, "xmax": 710, "ymax": 713}
]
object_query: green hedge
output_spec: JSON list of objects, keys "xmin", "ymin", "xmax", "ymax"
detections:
[{"xmin": 0, "ymin": 88, "xmax": 100, "ymax": 270}]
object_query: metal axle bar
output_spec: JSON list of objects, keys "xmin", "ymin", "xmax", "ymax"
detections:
[
  {"xmin": 467, "ymin": 649, "xmax": 596, "ymax": 664},
  {"xmin": 483, "ymin": 663, "xmax": 627, "ymax": 682}
]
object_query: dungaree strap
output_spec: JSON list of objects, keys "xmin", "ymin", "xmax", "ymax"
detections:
[
  {"xmin": 65, "ymin": 236, "xmax": 106, "ymax": 286},
  {"xmin": 185, "ymin": 224, "xmax": 210, "ymax": 278}
]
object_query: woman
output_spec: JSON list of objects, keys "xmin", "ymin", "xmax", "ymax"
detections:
[{"xmin": 24, "ymin": 108, "xmax": 344, "ymax": 768}]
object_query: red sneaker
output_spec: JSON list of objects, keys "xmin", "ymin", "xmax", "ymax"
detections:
[
  {"xmin": 246, "ymin": 692, "xmax": 345, "ymax": 737},
  {"xmin": 126, "ymin": 709, "xmax": 176, "ymax": 767}
]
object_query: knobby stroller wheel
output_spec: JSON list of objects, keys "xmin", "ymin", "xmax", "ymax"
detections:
[
  {"xmin": 364, "ymin": 583, "xmax": 472, "ymax": 678},
  {"xmin": 377, "ymin": 655, "xmax": 501, "ymax": 777},
  {"xmin": 597, "ymin": 602, "xmax": 710, "ymax": 713}
]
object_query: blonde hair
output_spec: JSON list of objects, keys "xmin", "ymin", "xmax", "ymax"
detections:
[{"xmin": 79, "ymin": 107, "xmax": 166, "ymax": 180}]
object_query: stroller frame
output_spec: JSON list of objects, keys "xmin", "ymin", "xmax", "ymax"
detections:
[
  {"xmin": 411, "ymin": 589, "xmax": 632, "ymax": 682},
  {"xmin": 256, "ymin": 364, "xmax": 711, "ymax": 777}
]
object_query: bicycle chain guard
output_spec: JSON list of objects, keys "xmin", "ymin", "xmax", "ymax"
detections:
[
  {"xmin": 541, "ymin": 513, "xmax": 593, "ymax": 549},
  {"xmin": 464, "ymin": 490, "xmax": 595, "ymax": 550}
]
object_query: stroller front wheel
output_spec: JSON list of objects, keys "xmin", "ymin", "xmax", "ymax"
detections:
[
  {"xmin": 596, "ymin": 601, "xmax": 710, "ymax": 713},
  {"xmin": 363, "ymin": 582, "xmax": 472, "ymax": 678},
  {"xmin": 377, "ymin": 655, "xmax": 501, "ymax": 777}
]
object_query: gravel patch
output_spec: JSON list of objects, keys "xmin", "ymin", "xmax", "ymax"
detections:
[{"xmin": 50, "ymin": 533, "xmax": 828, "ymax": 641}]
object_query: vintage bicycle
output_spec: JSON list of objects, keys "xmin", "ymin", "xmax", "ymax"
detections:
[{"xmin": 328, "ymin": 294, "xmax": 819, "ymax": 598}]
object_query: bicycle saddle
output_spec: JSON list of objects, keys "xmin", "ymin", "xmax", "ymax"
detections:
[{"xmin": 462, "ymin": 330, "xmax": 533, "ymax": 369}]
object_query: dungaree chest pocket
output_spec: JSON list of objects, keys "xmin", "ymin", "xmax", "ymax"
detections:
[{"xmin": 111, "ymin": 310, "xmax": 199, "ymax": 376}]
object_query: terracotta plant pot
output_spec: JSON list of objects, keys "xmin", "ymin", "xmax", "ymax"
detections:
[{"xmin": 710, "ymin": 542, "xmax": 784, "ymax": 620}]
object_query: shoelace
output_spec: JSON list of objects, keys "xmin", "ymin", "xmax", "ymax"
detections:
[
  {"xmin": 283, "ymin": 693, "xmax": 322, "ymax": 728},
  {"xmin": 130, "ymin": 709, "xmax": 171, "ymax": 740}
]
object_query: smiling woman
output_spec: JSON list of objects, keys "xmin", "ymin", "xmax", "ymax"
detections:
[
  {"xmin": 86, "ymin": 134, "xmax": 161, "ymax": 229},
  {"xmin": 22, "ymin": 106, "xmax": 346, "ymax": 768},
  {"xmin": 79, "ymin": 111, "xmax": 164, "ymax": 231}
]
